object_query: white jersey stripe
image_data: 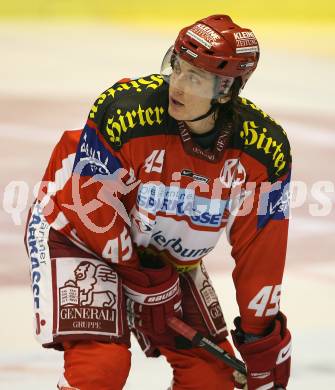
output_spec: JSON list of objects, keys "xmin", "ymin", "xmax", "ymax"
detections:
[
  {"xmin": 39, "ymin": 153, "xmax": 76, "ymax": 210},
  {"xmin": 54, "ymin": 153, "xmax": 76, "ymax": 192}
]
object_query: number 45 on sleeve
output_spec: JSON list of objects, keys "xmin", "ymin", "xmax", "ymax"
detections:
[{"xmin": 248, "ymin": 285, "xmax": 281, "ymax": 317}]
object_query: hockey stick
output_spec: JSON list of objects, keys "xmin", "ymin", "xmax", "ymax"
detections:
[
  {"xmin": 167, "ymin": 316, "xmax": 246, "ymax": 375},
  {"xmin": 167, "ymin": 317, "xmax": 285, "ymax": 390}
]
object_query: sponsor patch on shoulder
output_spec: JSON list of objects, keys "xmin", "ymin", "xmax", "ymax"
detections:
[
  {"xmin": 257, "ymin": 171, "xmax": 291, "ymax": 228},
  {"xmin": 73, "ymin": 128, "xmax": 122, "ymax": 176}
]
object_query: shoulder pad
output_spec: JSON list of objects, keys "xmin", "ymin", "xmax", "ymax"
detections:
[
  {"xmin": 87, "ymin": 74, "xmax": 169, "ymax": 150},
  {"xmin": 234, "ymin": 97, "xmax": 291, "ymax": 180}
]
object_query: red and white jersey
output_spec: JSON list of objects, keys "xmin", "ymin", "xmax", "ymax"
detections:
[{"xmin": 34, "ymin": 74, "xmax": 291, "ymax": 334}]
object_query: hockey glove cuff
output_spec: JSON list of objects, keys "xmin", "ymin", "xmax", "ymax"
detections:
[
  {"xmin": 231, "ymin": 311, "xmax": 292, "ymax": 390},
  {"xmin": 120, "ymin": 260, "xmax": 182, "ymax": 336}
]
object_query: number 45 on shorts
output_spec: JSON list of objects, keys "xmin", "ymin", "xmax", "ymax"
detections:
[{"xmin": 248, "ymin": 285, "xmax": 281, "ymax": 317}]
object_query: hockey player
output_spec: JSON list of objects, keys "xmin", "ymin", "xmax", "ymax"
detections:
[{"xmin": 25, "ymin": 14, "xmax": 292, "ymax": 390}]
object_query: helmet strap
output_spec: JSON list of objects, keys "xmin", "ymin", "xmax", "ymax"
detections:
[{"xmin": 188, "ymin": 101, "xmax": 220, "ymax": 122}]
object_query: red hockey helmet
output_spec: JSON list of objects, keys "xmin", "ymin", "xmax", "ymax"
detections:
[{"xmin": 161, "ymin": 15, "xmax": 260, "ymax": 96}]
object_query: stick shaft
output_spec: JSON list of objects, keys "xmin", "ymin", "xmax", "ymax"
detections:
[
  {"xmin": 167, "ymin": 317, "xmax": 286, "ymax": 389},
  {"xmin": 167, "ymin": 317, "xmax": 247, "ymax": 375}
]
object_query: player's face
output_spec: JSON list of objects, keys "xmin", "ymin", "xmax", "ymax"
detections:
[{"xmin": 168, "ymin": 57, "xmax": 215, "ymax": 121}]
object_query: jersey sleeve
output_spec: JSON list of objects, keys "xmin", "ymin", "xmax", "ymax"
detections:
[
  {"xmin": 36, "ymin": 84, "xmax": 140, "ymax": 269},
  {"xmin": 226, "ymin": 133, "xmax": 291, "ymax": 335}
]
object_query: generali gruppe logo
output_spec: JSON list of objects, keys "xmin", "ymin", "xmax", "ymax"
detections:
[
  {"xmin": 57, "ymin": 260, "xmax": 119, "ymax": 333},
  {"xmin": 61, "ymin": 261, "xmax": 117, "ymax": 307}
]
